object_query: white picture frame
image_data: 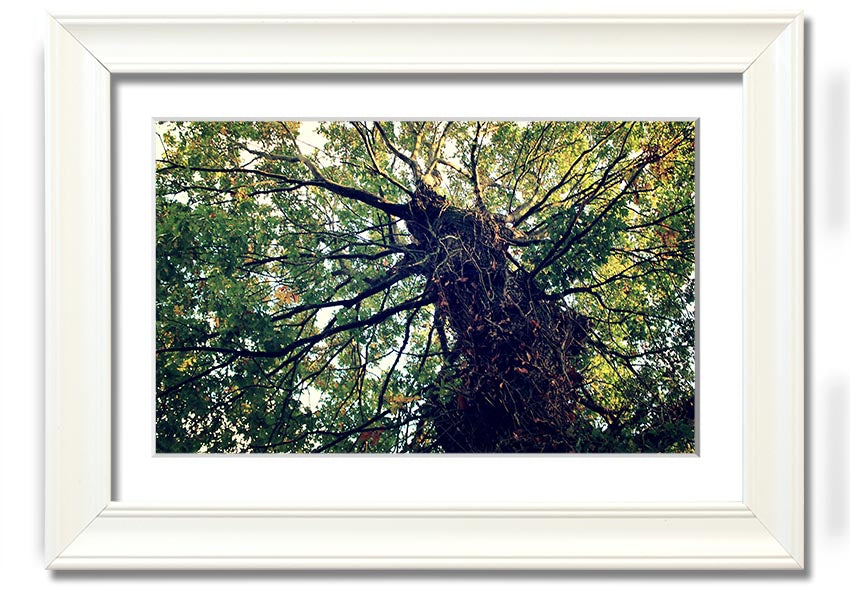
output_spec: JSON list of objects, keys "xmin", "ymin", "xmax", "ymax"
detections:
[{"xmin": 45, "ymin": 13, "xmax": 804, "ymax": 569}]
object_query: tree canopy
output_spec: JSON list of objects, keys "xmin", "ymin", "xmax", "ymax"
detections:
[{"xmin": 156, "ymin": 120, "xmax": 695, "ymax": 453}]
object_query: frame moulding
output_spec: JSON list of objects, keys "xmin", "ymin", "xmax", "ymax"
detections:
[{"xmin": 45, "ymin": 12, "xmax": 804, "ymax": 570}]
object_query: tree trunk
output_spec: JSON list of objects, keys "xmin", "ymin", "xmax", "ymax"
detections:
[{"xmin": 406, "ymin": 186, "xmax": 590, "ymax": 452}]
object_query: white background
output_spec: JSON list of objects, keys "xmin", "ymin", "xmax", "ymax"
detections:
[
  {"xmin": 115, "ymin": 76, "xmax": 741, "ymax": 505},
  {"xmin": 1, "ymin": 0, "xmax": 847, "ymax": 597}
]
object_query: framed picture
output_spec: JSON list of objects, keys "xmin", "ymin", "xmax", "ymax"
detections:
[{"xmin": 46, "ymin": 13, "xmax": 804, "ymax": 569}]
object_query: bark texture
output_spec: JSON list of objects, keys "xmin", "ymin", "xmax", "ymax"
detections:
[{"xmin": 408, "ymin": 185, "xmax": 589, "ymax": 452}]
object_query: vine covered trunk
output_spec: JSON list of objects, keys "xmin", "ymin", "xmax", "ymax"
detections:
[{"xmin": 407, "ymin": 186, "xmax": 589, "ymax": 452}]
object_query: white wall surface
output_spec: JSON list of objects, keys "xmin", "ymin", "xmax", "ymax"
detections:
[{"xmin": 1, "ymin": 0, "xmax": 846, "ymax": 596}]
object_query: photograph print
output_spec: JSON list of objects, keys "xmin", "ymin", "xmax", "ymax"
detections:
[{"xmin": 155, "ymin": 120, "xmax": 696, "ymax": 453}]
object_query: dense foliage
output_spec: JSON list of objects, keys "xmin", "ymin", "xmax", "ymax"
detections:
[{"xmin": 156, "ymin": 121, "xmax": 695, "ymax": 453}]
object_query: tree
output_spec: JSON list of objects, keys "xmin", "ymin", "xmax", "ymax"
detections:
[{"xmin": 155, "ymin": 120, "xmax": 695, "ymax": 453}]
